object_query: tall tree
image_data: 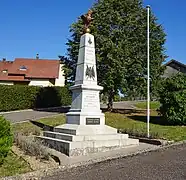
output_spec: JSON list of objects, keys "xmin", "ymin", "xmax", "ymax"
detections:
[{"xmin": 62, "ymin": 0, "xmax": 166, "ymax": 110}]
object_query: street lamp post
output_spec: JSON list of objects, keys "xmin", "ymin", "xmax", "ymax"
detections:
[{"xmin": 147, "ymin": 5, "xmax": 150, "ymax": 138}]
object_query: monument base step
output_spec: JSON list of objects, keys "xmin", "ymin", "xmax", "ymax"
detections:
[
  {"xmin": 43, "ymin": 131, "xmax": 129, "ymax": 142},
  {"xmin": 38, "ymin": 135, "xmax": 139, "ymax": 156},
  {"xmin": 54, "ymin": 124, "xmax": 118, "ymax": 135}
]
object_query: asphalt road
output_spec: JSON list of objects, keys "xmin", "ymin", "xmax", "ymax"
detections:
[
  {"xmin": 1, "ymin": 101, "xmax": 138, "ymax": 123},
  {"xmin": 42, "ymin": 144, "xmax": 186, "ymax": 180},
  {"xmin": 2, "ymin": 111, "xmax": 60, "ymax": 124}
]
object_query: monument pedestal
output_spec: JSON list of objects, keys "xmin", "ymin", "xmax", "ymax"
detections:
[
  {"xmin": 39, "ymin": 33, "xmax": 139, "ymax": 156},
  {"xmin": 42, "ymin": 125, "xmax": 138, "ymax": 156}
]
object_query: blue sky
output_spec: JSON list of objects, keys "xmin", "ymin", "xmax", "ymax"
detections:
[{"xmin": 0, "ymin": 0, "xmax": 186, "ymax": 64}]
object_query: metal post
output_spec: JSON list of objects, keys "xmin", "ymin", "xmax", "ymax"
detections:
[{"xmin": 147, "ymin": 5, "xmax": 150, "ymax": 138}]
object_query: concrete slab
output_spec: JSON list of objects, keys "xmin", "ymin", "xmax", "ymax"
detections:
[{"xmin": 57, "ymin": 142, "xmax": 159, "ymax": 167}]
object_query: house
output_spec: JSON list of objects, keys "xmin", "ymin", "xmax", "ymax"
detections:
[
  {"xmin": 163, "ymin": 59, "xmax": 186, "ymax": 78},
  {"xmin": 0, "ymin": 58, "xmax": 65, "ymax": 87}
]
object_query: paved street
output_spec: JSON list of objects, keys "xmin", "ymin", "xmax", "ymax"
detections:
[
  {"xmin": 1, "ymin": 101, "xmax": 139, "ymax": 123},
  {"xmin": 42, "ymin": 144, "xmax": 186, "ymax": 180},
  {"xmin": 2, "ymin": 111, "xmax": 60, "ymax": 124}
]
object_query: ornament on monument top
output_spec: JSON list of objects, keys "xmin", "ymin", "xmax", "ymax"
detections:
[{"xmin": 81, "ymin": 9, "xmax": 94, "ymax": 34}]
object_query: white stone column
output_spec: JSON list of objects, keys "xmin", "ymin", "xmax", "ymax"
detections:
[{"xmin": 66, "ymin": 33, "xmax": 105, "ymax": 126}]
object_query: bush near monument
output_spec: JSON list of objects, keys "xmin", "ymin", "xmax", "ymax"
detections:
[
  {"xmin": 0, "ymin": 116, "xmax": 13, "ymax": 164},
  {"xmin": 0, "ymin": 85, "xmax": 72, "ymax": 112},
  {"xmin": 159, "ymin": 73, "xmax": 186, "ymax": 125},
  {"xmin": 14, "ymin": 134, "xmax": 50, "ymax": 160}
]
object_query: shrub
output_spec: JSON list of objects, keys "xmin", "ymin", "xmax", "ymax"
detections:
[
  {"xmin": 14, "ymin": 133, "xmax": 49, "ymax": 160},
  {"xmin": 0, "ymin": 116, "xmax": 13, "ymax": 164},
  {"xmin": 0, "ymin": 85, "xmax": 40, "ymax": 112},
  {"xmin": 159, "ymin": 73, "xmax": 186, "ymax": 125},
  {"xmin": 35, "ymin": 86, "xmax": 71, "ymax": 108},
  {"xmin": 0, "ymin": 85, "xmax": 72, "ymax": 112}
]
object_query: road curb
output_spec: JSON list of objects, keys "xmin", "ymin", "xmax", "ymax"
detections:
[
  {"xmin": 34, "ymin": 106, "xmax": 70, "ymax": 111},
  {"xmin": 2, "ymin": 141, "xmax": 186, "ymax": 180},
  {"xmin": 0, "ymin": 106, "xmax": 70, "ymax": 115},
  {"xmin": 0, "ymin": 109, "xmax": 33, "ymax": 115},
  {"xmin": 130, "ymin": 136, "xmax": 174, "ymax": 146}
]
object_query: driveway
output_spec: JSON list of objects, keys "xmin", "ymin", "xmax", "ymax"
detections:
[
  {"xmin": 42, "ymin": 143, "xmax": 186, "ymax": 180},
  {"xmin": 2, "ymin": 110, "xmax": 60, "ymax": 124}
]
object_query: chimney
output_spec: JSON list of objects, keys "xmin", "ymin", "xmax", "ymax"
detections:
[
  {"xmin": 36, "ymin": 54, "xmax": 39, "ymax": 59},
  {"xmin": 2, "ymin": 58, "xmax": 6, "ymax": 61}
]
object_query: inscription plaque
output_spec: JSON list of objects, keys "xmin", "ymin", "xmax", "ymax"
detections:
[
  {"xmin": 83, "ymin": 91, "xmax": 99, "ymax": 109},
  {"xmin": 86, "ymin": 48, "xmax": 95, "ymax": 62},
  {"xmin": 86, "ymin": 118, "xmax": 100, "ymax": 125}
]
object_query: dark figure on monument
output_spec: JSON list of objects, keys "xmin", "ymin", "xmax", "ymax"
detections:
[{"xmin": 81, "ymin": 9, "xmax": 94, "ymax": 33}]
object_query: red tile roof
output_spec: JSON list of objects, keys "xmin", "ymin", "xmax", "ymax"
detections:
[
  {"xmin": 0, "ymin": 61, "xmax": 14, "ymax": 81},
  {"xmin": 0, "ymin": 61, "xmax": 13, "ymax": 71},
  {"xmin": 0, "ymin": 58, "xmax": 60, "ymax": 81}
]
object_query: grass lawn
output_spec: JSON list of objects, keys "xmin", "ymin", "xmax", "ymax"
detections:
[
  {"xmin": 12, "ymin": 112, "xmax": 186, "ymax": 142},
  {"xmin": 38, "ymin": 114, "xmax": 65, "ymax": 126},
  {"xmin": 12, "ymin": 114, "xmax": 65, "ymax": 136},
  {"xmin": 12, "ymin": 121, "xmax": 41, "ymax": 136},
  {"xmin": 105, "ymin": 112, "xmax": 186, "ymax": 141},
  {"xmin": 135, "ymin": 101, "xmax": 160, "ymax": 110},
  {"xmin": 0, "ymin": 152, "xmax": 31, "ymax": 177}
]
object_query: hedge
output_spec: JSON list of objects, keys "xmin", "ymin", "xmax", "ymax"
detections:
[
  {"xmin": 0, "ymin": 116, "xmax": 13, "ymax": 164},
  {"xmin": 0, "ymin": 85, "xmax": 72, "ymax": 112}
]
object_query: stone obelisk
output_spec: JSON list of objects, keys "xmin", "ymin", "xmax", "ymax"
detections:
[{"xmin": 41, "ymin": 10, "xmax": 139, "ymax": 156}]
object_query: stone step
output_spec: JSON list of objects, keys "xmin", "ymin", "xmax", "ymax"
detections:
[
  {"xmin": 54, "ymin": 124, "xmax": 118, "ymax": 136},
  {"xmin": 43, "ymin": 131, "xmax": 129, "ymax": 142},
  {"xmin": 54, "ymin": 127, "xmax": 77, "ymax": 135},
  {"xmin": 37, "ymin": 136, "xmax": 139, "ymax": 156}
]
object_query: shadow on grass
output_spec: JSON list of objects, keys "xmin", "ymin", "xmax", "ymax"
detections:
[
  {"xmin": 30, "ymin": 120, "xmax": 54, "ymax": 131},
  {"xmin": 34, "ymin": 107, "xmax": 141, "ymax": 114},
  {"xmin": 102, "ymin": 108, "xmax": 146, "ymax": 114},
  {"xmin": 33, "ymin": 106, "xmax": 70, "ymax": 113},
  {"xmin": 128, "ymin": 115, "xmax": 169, "ymax": 126}
]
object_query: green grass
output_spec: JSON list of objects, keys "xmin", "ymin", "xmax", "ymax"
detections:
[
  {"xmin": 12, "ymin": 121, "xmax": 41, "ymax": 136},
  {"xmin": 12, "ymin": 114, "xmax": 65, "ymax": 136},
  {"xmin": 105, "ymin": 112, "xmax": 186, "ymax": 141},
  {"xmin": 135, "ymin": 101, "xmax": 160, "ymax": 110},
  {"xmin": 0, "ymin": 152, "xmax": 31, "ymax": 177},
  {"xmin": 12, "ymin": 112, "xmax": 186, "ymax": 142},
  {"xmin": 37, "ymin": 114, "xmax": 65, "ymax": 127}
]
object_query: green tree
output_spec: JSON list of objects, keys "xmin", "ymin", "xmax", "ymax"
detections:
[
  {"xmin": 62, "ymin": 0, "xmax": 166, "ymax": 110},
  {"xmin": 159, "ymin": 73, "xmax": 186, "ymax": 125}
]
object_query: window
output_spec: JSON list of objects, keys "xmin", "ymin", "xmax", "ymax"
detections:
[
  {"xmin": 19, "ymin": 65, "xmax": 27, "ymax": 71},
  {"xmin": 2, "ymin": 69, "xmax": 8, "ymax": 73}
]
